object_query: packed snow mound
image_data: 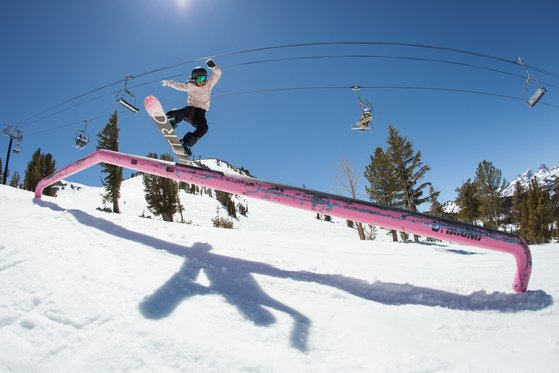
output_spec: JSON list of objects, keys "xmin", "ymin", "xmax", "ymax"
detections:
[{"xmin": 1, "ymin": 183, "xmax": 558, "ymax": 371}]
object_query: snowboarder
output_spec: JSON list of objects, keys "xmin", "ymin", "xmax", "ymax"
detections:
[{"xmin": 161, "ymin": 59, "xmax": 221, "ymax": 154}]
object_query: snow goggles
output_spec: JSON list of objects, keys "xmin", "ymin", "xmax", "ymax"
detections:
[{"xmin": 195, "ymin": 75, "xmax": 207, "ymax": 83}]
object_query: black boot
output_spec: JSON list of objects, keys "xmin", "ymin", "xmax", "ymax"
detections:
[
  {"xmin": 180, "ymin": 132, "xmax": 198, "ymax": 156},
  {"xmin": 167, "ymin": 114, "xmax": 178, "ymax": 129},
  {"xmin": 179, "ymin": 139, "xmax": 192, "ymax": 156}
]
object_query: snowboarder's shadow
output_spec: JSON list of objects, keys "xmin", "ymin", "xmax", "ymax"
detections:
[
  {"xmin": 34, "ymin": 199, "xmax": 310, "ymax": 351},
  {"xmin": 139, "ymin": 243, "xmax": 310, "ymax": 352},
  {"xmin": 34, "ymin": 199, "xmax": 555, "ymax": 352}
]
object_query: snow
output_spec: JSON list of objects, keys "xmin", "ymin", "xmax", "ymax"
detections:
[
  {"xmin": 502, "ymin": 163, "xmax": 559, "ymax": 197},
  {"xmin": 1, "ymin": 179, "xmax": 558, "ymax": 372},
  {"xmin": 442, "ymin": 200, "xmax": 460, "ymax": 214}
]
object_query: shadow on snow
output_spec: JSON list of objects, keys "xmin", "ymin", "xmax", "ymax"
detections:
[{"xmin": 35, "ymin": 199, "xmax": 554, "ymax": 351}]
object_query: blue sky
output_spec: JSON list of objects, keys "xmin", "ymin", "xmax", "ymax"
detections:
[{"xmin": 1, "ymin": 0, "xmax": 558, "ymax": 204}]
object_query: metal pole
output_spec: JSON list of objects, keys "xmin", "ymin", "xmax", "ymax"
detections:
[{"xmin": 3, "ymin": 137, "xmax": 13, "ymax": 185}]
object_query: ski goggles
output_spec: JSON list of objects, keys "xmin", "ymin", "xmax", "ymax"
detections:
[{"xmin": 195, "ymin": 75, "xmax": 207, "ymax": 83}]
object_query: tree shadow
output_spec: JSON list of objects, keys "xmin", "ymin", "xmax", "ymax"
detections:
[{"xmin": 34, "ymin": 199, "xmax": 555, "ymax": 351}]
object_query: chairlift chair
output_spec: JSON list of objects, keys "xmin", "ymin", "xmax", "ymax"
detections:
[
  {"xmin": 74, "ymin": 130, "xmax": 89, "ymax": 149},
  {"xmin": 516, "ymin": 57, "xmax": 547, "ymax": 107},
  {"xmin": 12, "ymin": 142, "xmax": 21, "ymax": 154},
  {"xmin": 116, "ymin": 74, "xmax": 139, "ymax": 113},
  {"xmin": 351, "ymin": 86, "xmax": 374, "ymax": 132},
  {"xmin": 74, "ymin": 120, "xmax": 89, "ymax": 150}
]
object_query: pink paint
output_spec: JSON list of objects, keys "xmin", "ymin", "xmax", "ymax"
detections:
[{"xmin": 35, "ymin": 150, "xmax": 532, "ymax": 292}]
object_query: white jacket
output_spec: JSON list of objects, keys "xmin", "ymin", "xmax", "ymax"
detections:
[{"xmin": 166, "ymin": 66, "xmax": 222, "ymax": 111}]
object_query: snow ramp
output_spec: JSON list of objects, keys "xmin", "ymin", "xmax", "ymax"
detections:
[{"xmin": 34, "ymin": 150, "xmax": 532, "ymax": 292}]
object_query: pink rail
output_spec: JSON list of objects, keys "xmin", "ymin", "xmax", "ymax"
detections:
[{"xmin": 35, "ymin": 150, "xmax": 532, "ymax": 292}]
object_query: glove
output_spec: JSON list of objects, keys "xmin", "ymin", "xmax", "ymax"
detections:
[
  {"xmin": 161, "ymin": 80, "xmax": 171, "ymax": 87},
  {"xmin": 206, "ymin": 59, "xmax": 216, "ymax": 68}
]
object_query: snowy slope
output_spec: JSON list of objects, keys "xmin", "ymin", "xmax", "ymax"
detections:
[
  {"xmin": 1, "ymin": 182, "xmax": 558, "ymax": 372},
  {"xmin": 53, "ymin": 161, "xmax": 368, "ymax": 238}
]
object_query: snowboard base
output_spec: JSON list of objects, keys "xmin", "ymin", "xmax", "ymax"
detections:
[{"xmin": 144, "ymin": 95, "xmax": 191, "ymax": 164}]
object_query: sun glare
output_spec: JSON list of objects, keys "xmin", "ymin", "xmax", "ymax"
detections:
[{"xmin": 176, "ymin": 0, "xmax": 189, "ymax": 9}]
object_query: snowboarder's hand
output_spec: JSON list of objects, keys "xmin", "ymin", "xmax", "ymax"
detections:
[
  {"xmin": 161, "ymin": 80, "xmax": 171, "ymax": 87},
  {"xmin": 206, "ymin": 59, "xmax": 216, "ymax": 68}
]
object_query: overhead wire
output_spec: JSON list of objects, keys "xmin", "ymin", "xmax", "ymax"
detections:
[
  {"xmin": 20, "ymin": 54, "xmax": 559, "ymax": 131},
  {"xmin": 17, "ymin": 41, "xmax": 559, "ymax": 128},
  {"xmin": 24, "ymin": 82, "xmax": 559, "ymax": 139},
  {"xmin": 20, "ymin": 79, "xmax": 126, "ymax": 124},
  {"xmin": 208, "ymin": 41, "xmax": 559, "ymax": 79},
  {"xmin": 231, "ymin": 54, "xmax": 557, "ymax": 88},
  {"xmin": 213, "ymin": 85, "xmax": 559, "ymax": 109},
  {"xmin": 25, "ymin": 112, "xmax": 121, "ymax": 138}
]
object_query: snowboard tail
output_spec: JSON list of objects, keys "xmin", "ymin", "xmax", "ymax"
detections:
[{"xmin": 144, "ymin": 95, "xmax": 191, "ymax": 164}]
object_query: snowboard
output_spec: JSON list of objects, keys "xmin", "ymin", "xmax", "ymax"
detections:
[{"xmin": 144, "ymin": 95, "xmax": 191, "ymax": 164}]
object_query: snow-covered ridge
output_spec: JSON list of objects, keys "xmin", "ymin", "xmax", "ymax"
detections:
[
  {"xmin": 192, "ymin": 158, "xmax": 253, "ymax": 178},
  {"xmin": 444, "ymin": 163, "xmax": 559, "ymax": 209},
  {"xmin": 502, "ymin": 163, "xmax": 559, "ymax": 196}
]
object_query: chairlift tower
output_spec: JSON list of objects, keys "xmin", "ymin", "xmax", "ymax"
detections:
[{"xmin": 2, "ymin": 124, "xmax": 23, "ymax": 185}]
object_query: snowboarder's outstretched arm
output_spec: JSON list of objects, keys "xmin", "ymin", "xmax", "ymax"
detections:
[
  {"xmin": 161, "ymin": 59, "xmax": 221, "ymax": 92},
  {"xmin": 161, "ymin": 80, "xmax": 190, "ymax": 92},
  {"xmin": 206, "ymin": 59, "xmax": 222, "ymax": 89}
]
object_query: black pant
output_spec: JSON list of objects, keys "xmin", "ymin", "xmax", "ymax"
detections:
[{"xmin": 167, "ymin": 106, "xmax": 208, "ymax": 147}]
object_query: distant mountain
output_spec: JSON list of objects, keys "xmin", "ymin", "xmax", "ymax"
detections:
[
  {"xmin": 442, "ymin": 163, "xmax": 559, "ymax": 213},
  {"xmin": 502, "ymin": 164, "xmax": 559, "ymax": 197}
]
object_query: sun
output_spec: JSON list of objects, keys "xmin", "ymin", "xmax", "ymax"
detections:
[{"xmin": 176, "ymin": 0, "xmax": 189, "ymax": 9}]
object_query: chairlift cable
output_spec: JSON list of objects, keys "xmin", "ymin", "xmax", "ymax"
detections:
[
  {"xmin": 17, "ymin": 41, "xmax": 559, "ymax": 127},
  {"xmin": 211, "ymin": 41, "xmax": 559, "ymax": 79},
  {"xmin": 20, "ymin": 78, "xmax": 125, "ymax": 125},
  {"xmin": 214, "ymin": 85, "xmax": 559, "ymax": 108},
  {"xmin": 25, "ymin": 112, "xmax": 123, "ymax": 138},
  {"xmin": 21, "ymin": 82, "xmax": 558, "ymax": 139},
  {"xmin": 25, "ymin": 53, "xmax": 559, "ymax": 127}
]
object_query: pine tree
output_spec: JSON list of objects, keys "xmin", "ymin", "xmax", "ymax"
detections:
[
  {"xmin": 474, "ymin": 160, "xmax": 505, "ymax": 229},
  {"xmin": 215, "ymin": 190, "xmax": 237, "ymax": 218},
  {"xmin": 525, "ymin": 178, "xmax": 553, "ymax": 243},
  {"xmin": 386, "ymin": 125, "xmax": 431, "ymax": 241},
  {"xmin": 364, "ymin": 146, "xmax": 400, "ymax": 241},
  {"xmin": 142, "ymin": 153, "xmax": 180, "ymax": 222},
  {"xmin": 511, "ymin": 181, "xmax": 528, "ymax": 237},
  {"xmin": 23, "ymin": 148, "xmax": 58, "ymax": 196},
  {"xmin": 97, "ymin": 111, "xmax": 122, "ymax": 213},
  {"xmin": 553, "ymin": 177, "xmax": 559, "ymax": 239},
  {"xmin": 455, "ymin": 179, "xmax": 480, "ymax": 224},
  {"xmin": 428, "ymin": 185, "xmax": 444, "ymax": 216},
  {"xmin": 9, "ymin": 171, "xmax": 21, "ymax": 188},
  {"xmin": 23, "ymin": 149, "xmax": 42, "ymax": 191}
]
